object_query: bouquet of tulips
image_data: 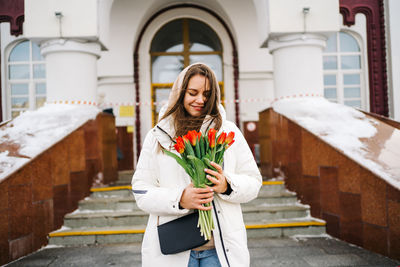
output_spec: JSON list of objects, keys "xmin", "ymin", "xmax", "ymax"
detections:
[{"xmin": 163, "ymin": 128, "xmax": 235, "ymax": 240}]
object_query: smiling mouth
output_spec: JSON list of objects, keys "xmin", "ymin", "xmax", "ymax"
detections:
[{"xmin": 192, "ymin": 106, "xmax": 203, "ymax": 111}]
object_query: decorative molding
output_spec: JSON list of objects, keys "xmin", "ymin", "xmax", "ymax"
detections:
[
  {"xmin": 239, "ymin": 71, "xmax": 273, "ymax": 80},
  {"xmin": 98, "ymin": 75, "xmax": 134, "ymax": 86},
  {"xmin": 268, "ymin": 33, "xmax": 327, "ymax": 53},
  {"xmin": 133, "ymin": 4, "xmax": 239, "ymax": 160},
  {"xmin": 41, "ymin": 39, "xmax": 101, "ymax": 58},
  {"xmin": 340, "ymin": 0, "xmax": 389, "ymax": 116},
  {"xmin": 0, "ymin": 0, "xmax": 24, "ymax": 36}
]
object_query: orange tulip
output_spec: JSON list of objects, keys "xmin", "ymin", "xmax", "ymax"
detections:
[
  {"xmin": 225, "ymin": 132, "xmax": 235, "ymax": 145},
  {"xmin": 208, "ymin": 128, "xmax": 216, "ymax": 148},
  {"xmin": 185, "ymin": 130, "xmax": 198, "ymax": 146},
  {"xmin": 227, "ymin": 140, "xmax": 235, "ymax": 147},
  {"xmin": 217, "ymin": 132, "xmax": 226, "ymax": 145},
  {"xmin": 174, "ymin": 136, "xmax": 185, "ymax": 154}
]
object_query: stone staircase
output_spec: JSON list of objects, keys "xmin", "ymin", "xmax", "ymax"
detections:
[{"xmin": 48, "ymin": 172, "xmax": 326, "ymax": 246}]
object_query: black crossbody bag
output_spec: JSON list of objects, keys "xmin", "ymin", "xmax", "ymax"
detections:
[{"xmin": 157, "ymin": 211, "xmax": 208, "ymax": 255}]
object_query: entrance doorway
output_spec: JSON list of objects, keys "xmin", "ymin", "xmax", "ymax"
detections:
[{"xmin": 150, "ymin": 18, "xmax": 224, "ymax": 125}]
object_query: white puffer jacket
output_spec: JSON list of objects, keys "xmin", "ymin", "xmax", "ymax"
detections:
[
  {"xmin": 132, "ymin": 104, "xmax": 262, "ymax": 267},
  {"xmin": 132, "ymin": 63, "xmax": 262, "ymax": 266}
]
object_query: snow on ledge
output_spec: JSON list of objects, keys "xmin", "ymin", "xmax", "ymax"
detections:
[
  {"xmin": 273, "ymin": 97, "xmax": 400, "ymax": 190},
  {"xmin": 0, "ymin": 104, "xmax": 100, "ymax": 182}
]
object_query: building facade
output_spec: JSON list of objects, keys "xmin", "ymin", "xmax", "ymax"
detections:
[{"xmin": 1, "ymin": 0, "xmax": 399, "ymax": 167}]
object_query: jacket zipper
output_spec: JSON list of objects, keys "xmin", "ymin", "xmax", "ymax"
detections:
[{"xmin": 212, "ymin": 200, "xmax": 231, "ymax": 267}]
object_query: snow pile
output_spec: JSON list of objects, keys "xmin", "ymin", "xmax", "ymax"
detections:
[
  {"xmin": 0, "ymin": 104, "xmax": 100, "ymax": 181},
  {"xmin": 273, "ymin": 97, "xmax": 400, "ymax": 190}
]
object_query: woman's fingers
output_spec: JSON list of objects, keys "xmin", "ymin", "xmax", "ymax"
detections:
[
  {"xmin": 204, "ymin": 168, "xmax": 222, "ymax": 178},
  {"xmin": 193, "ymin": 187, "xmax": 213, "ymax": 194},
  {"xmin": 195, "ymin": 191, "xmax": 214, "ymax": 199},
  {"xmin": 206, "ymin": 175, "xmax": 219, "ymax": 185},
  {"xmin": 210, "ymin": 161, "xmax": 223, "ymax": 172},
  {"xmin": 199, "ymin": 195, "xmax": 214, "ymax": 205},
  {"xmin": 204, "ymin": 163, "xmax": 228, "ymax": 194},
  {"xmin": 197, "ymin": 204, "xmax": 213, "ymax": 211},
  {"xmin": 180, "ymin": 184, "xmax": 214, "ymax": 210},
  {"xmin": 190, "ymin": 191, "xmax": 213, "ymax": 210}
]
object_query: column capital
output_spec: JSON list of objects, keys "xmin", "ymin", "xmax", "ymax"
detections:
[
  {"xmin": 268, "ymin": 33, "xmax": 327, "ymax": 54},
  {"xmin": 40, "ymin": 39, "xmax": 101, "ymax": 58}
]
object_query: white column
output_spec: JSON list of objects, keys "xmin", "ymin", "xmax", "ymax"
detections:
[
  {"xmin": 387, "ymin": 0, "xmax": 400, "ymax": 120},
  {"xmin": 268, "ymin": 33, "xmax": 327, "ymax": 98},
  {"xmin": 41, "ymin": 39, "xmax": 101, "ymax": 104}
]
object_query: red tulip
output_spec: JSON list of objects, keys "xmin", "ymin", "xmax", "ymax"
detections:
[
  {"xmin": 225, "ymin": 132, "xmax": 235, "ymax": 145},
  {"xmin": 208, "ymin": 128, "xmax": 216, "ymax": 148},
  {"xmin": 217, "ymin": 132, "xmax": 226, "ymax": 145},
  {"xmin": 174, "ymin": 136, "xmax": 185, "ymax": 154},
  {"xmin": 185, "ymin": 130, "xmax": 198, "ymax": 146}
]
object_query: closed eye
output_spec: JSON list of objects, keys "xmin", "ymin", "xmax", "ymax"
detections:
[
  {"xmin": 188, "ymin": 89, "xmax": 199, "ymax": 96},
  {"xmin": 203, "ymin": 91, "xmax": 211, "ymax": 98}
]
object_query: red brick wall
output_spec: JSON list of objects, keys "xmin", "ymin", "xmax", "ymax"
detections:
[
  {"xmin": 0, "ymin": 112, "xmax": 118, "ymax": 265},
  {"xmin": 259, "ymin": 108, "xmax": 400, "ymax": 260}
]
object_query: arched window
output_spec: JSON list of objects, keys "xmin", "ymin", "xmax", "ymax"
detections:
[
  {"xmin": 7, "ymin": 40, "xmax": 46, "ymax": 119},
  {"xmin": 323, "ymin": 32, "xmax": 365, "ymax": 109},
  {"xmin": 150, "ymin": 18, "xmax": 223, "ymax": 124}
]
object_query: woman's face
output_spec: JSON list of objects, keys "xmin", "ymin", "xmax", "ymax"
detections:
[{"xmin": 183, "ymin": 74, "xmax": 211, "ymax": 117}]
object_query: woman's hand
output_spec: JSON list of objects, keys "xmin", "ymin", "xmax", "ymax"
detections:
[
  {"xmin": 180, "ymin": 183, "xmax": 214, "ymax": 211},
  {"xmin": 205, "ymin": 161, "xmax": 228, "ymax": 194}
]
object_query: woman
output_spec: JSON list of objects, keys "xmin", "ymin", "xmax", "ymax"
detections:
[{"xmin": 132, "ymin": 63, "xmax": 262, "ymax": 267}]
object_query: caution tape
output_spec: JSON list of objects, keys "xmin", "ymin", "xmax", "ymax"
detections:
[
  {"xmin": 47, "ymin": 93, "xmax": 323, "ymax": 108},
  {"xmin": 50, "ymin": 100, "xmax": 98, "ymax": 106}
]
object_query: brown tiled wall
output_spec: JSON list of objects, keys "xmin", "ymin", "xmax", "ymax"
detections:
[
  {"xmin": 361, "ymin": 110, "xmax": 400, "ymax": 130},
  {"xmin": 116, "ymin": 126, "xmax": 134, "ymax": 171},
  {"xmin": 259, "ymin": 108, "xmax": 400, "ymax": 260},
  {"xmin": 101, "ymin": 115, "xmax": 118, "ymax": 184},
  {"xmin": 0, "ymin": 112, "xmax": 118, "ymax": 265}
]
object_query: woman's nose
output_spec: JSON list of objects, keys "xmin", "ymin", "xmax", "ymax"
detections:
[{"xmin": 195, "ymin": 95, "xmax": 205, "ymax": 104}]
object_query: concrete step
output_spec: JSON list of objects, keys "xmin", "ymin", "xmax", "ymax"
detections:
[
  {"xmin": 245, "ymin": 218, "xmax": 326, "ymax": 238},
  {"xmin": 90, "ymin": 186, "xmax": 132, "ymax": 198},
  {"xmin": 242, "ymin": 203, "xmax": 309, "ymax": 222},
  {"xmin": 48, "ymin": 226, "xmax": 145, "ymax": 246},
  {"xmin": 63, "ymin": 210, "xmax": 148, "ymax": 228},
  {"xmin": 49, "ymin": 178, "xmax": 326, "ymax": 246},
  {"xmin": 258, "ymin": 186, "xmax": 295, "ymax": 197},
  {"xmin": 111, "ymin": 171, "xmax": 134, "ymax": 186},
  {"xmin": 89, "ymin": 181, "xmax": 287, "ymax": 199},
  {"xmin": 79, "ymin": 196, "xmax": 138, "ymax": 211},
  {"xmin": 259, "ymin": 181, "xmax": 286, "ymax": 195},
  {"xmin": 80, "ymin": 191, "xmax": 297, "ymax": 211},
  {"xmin": 118, "ymin": 170, "xmax": 134, "ymax": 180},
  {"xmin": 251, "ymin": 190, "xmax": 298, "ymax": 205},
  {"xmin": 64, "ymin": 203, "xmax": 309, "ymax": 228},
  {"xmin": 48, "ymin": 218, "xmax": 325, "ymax": 246}
]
